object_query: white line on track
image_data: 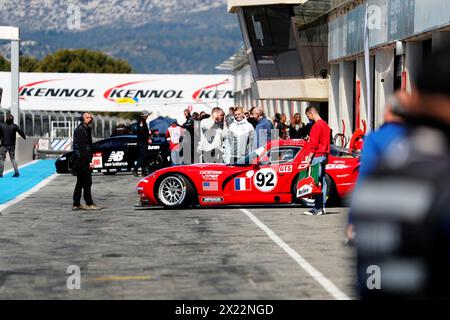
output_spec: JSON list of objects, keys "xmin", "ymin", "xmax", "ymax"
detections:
[
  {"xmin": 0, "ymin": 170, "xmax": 58, "ymax": 214},
  {"xmin": 239, "ymin": 208, "xmax": 351, "ymax": 300}
]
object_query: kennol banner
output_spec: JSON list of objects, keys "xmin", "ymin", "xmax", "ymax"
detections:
[{"xmin": 0, "ymin": 72, "xmax": 234, "ymax": 115}]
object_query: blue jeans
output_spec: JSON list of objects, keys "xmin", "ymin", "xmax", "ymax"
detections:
[
  {"xmin": 311, "ymin": 155, "xmax": 328, "ymax": 210},
  {"xmin": 171, "ymin": 149, "xmax": 182, "ymax": 165}
]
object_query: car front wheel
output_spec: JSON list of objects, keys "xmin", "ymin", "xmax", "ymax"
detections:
[{"xmin": 157, "ymin": 174, "xmax": 193, "ymax": 208}]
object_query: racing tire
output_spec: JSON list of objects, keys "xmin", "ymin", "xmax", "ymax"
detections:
[
  {"xmin": 68, "ymin": 157, "xmax": 77, "ymax": 176},
  {"xmin": 298, "ymin": 175, "xmax": 338, "ymax": 207},
  {"xmin": 145, "ymin": 153, "xmax": 164, "ymax": 173},
  {"xmin": 156, "ymin": 174, "xmax": 194, "ymax": 209}
]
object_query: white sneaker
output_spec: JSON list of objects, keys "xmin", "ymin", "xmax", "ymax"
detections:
[{"xmin": 303, "ymin": 209, "xmax": 325, "ymax": 216}]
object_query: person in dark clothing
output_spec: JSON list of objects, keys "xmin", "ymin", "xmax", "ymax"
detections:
[
  {"xmin": 352, "ymin": 43, "xmax": 450, "ymax": 299},
  {"xmin": 246, "ymin": 107, "xmax": 258, "ymax": 128},
  {"xmin": 72, "ymin": 112, "xmax": 101, "ymax": 211},
  {"xmin": 278, "ymin": 113, "xmax": 288, "ymax": 139},
  {"xmin": 289, "ymin": 113, "xmax": 310, "ymax": 139},
  {"xmin": 273, "ymin": 113, "xmax": 281, "ymax": 132},
  {"xmin": 182, "ymin": 109, "xmax": 195, "ymax": 164},
  {"xmin": 132, "ymin": 111, "xmax": 151, "ymax": 177},
  {"xmin": 0, "ymin": 114, "xmax": 26, "ymax": 178}
]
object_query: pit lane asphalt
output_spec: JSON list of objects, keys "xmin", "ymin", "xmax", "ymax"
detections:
[{"xmin": 0, "ymin": 173, "xmax": 356, "ymax": 299}]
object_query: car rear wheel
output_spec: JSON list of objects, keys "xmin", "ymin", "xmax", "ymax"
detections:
[
  {"xmin": 157, "ymin": 174, "xmax": 193, "ymax": 208},
  {"xmin": 145, "ymin": 153, "xmax": 164, "ymax": 172},
  {"xmin": 68, "ymin": 157, "xmax": 77, "ymax": 176}
]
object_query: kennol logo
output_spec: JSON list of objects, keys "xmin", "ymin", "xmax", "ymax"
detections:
[
  {"xmin": 191, "ymin": 79, "xmax": 234, "ymax": 101},
  {"xmin": 103, "ymin": 80, "xmax": 184, "ymax": 101},
  {"xmin": 103, "ymin": 79, "xmax": 234, "ymax": 102},
  {"xmin": 19, "ymin": 79, "xmax": 95, "ymax": 101}
]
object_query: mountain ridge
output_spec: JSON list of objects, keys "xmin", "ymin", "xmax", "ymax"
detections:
[{"xmin": 0, "ymin": 1, "xmax": 242, "ymax": 74}]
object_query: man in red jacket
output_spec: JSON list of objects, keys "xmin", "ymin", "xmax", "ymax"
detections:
[{"xmin": 303, "ymin": 106, "xmax": 331, "ymax": 216}]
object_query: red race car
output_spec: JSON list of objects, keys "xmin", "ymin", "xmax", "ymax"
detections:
[{"xmin": 136, "ymin": 139, "xmax": 359, "ymax": 208}]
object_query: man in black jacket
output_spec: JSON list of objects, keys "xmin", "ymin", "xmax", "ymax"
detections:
[
  {"xmin": 133, "ymin": 111, "xmax": 150, "ymax": 177},
  {"xmin": 0, "ymin": 114, "xmax": 26, "ymax": 178},
  {"xmin": 182, "ymin": 109, "xmax": 194, "ymax": 164},
  {"xmin": 72, "ymin": 112, "xmax": 101, "ymax": 211}
]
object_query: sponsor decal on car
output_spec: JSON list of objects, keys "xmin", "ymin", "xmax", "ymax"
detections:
[
  {"xmin": 148, "ymin": 145, "xmax": 160, "ymax": 150},
  {"xmin": 91, "ymin": 152, "xmax": 103, "ymax": 169},
  {"xmin": 234, "ymin": 177, "xmax": 251, "ymax": 191},
  {"xmin": 104, "ymin": 151, "xmax": 127, "ymax": 167},
  {"xmin": 278, "ymin": 165, "xmax": 293, "ymax": 173},
  {"xmin": 108, "ymin": 151, "xmax": 125, "ymax": 162},
  {"xmin": 201, "ymin": 197, "xmax": 224, "ymax": 203},
  {"xmin": 253, "ymin": 168, "xmax": 278, "ymax": 192},
  {"xmin": 326, "ymin": 164, "xmax": 347, "ymax": 169},
  {"xmin": 202, "ymin": 181, "xmax": 218, "ymax": 191},
  {"xmin": 200, "ymin": 170, "xmax": 222, "ymax": 181}
]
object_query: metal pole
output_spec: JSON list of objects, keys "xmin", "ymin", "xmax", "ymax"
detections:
[
  {"xmin": 364, "ymin": 3, "xmax": 372, "ymax": 133},
  {"xmin": 11, "ymin": 39, "xmax": 20, "ymax": 121}
]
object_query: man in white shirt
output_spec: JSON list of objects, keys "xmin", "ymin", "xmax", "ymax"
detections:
[{"xmin": 225, "ymin": 107, "xmax": 255, "ymax": 164}]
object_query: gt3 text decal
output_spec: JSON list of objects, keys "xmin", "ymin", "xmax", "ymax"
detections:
[{"xmin": 278, "ymin": 165, "xmax": 293, "ymax": 173}]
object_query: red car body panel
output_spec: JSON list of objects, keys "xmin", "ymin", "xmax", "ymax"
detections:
[{"xmin": 137, "ymin": 139, "xmax": 359, "ymax": 207}]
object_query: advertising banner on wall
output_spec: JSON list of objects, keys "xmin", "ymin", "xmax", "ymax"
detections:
[{"xmin": 0, "ymin": 72, "xmax": 234, "ymax": 118}]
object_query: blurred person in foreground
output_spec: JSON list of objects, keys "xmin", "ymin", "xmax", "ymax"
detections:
[
  {"xmin": 352, "ymin": 43, "xmax": 450, "ymax": 299},
  {"xmin": 345, "ymin": 96, "xmax": 408, "ymax": 244}
]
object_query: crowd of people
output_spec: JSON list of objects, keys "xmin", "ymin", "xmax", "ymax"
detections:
[{"xmin": 165, "ymin": 106, "xmax": 314, "ymax": 166}]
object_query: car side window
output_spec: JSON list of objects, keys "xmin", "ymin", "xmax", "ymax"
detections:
[
  {"xmin": 96, "ymin": 139, "xmax": 124, "ymax": 150},
  {"xmin": 260, "ymin": 147, "xmax": 301, "ymax": 165}
]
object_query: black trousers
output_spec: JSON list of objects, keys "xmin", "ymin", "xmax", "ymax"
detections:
[
  {"xmin": 73, "ymin": 158, "xmax": 94, "ymax": 206},
  {"xmin": 134, "ymin": 141, "xmax": 148, "ymax": 172}
]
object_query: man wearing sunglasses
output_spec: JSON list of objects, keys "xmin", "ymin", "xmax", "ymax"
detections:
[{"xmin": 72, "ymin": 112, "xmax": 101, "ymax": 211}]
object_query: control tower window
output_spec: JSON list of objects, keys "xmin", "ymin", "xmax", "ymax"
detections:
[{"xmin": 238, "ymin": 5, "xmax": 303, "ymax": 80}]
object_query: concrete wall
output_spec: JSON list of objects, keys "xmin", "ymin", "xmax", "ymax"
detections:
[
  {"xmin": 15, "ymin": 137, "xmax": 39, "ymax": 162},
  {"xmin": 339, "ymin": 61, "xmax": 355, "ymax": 137},
  {"xmin": 374, "ymin": 48, "xmax": 394, "ymax": 128},
  {"xmin": 328, "ymin": 64, "xmax": 340, "ymax": 135}
]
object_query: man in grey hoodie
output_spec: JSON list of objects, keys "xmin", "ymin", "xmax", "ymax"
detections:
[{"xmin": 225, "ymin": 107, "xmax": 254, "ymax": 164}]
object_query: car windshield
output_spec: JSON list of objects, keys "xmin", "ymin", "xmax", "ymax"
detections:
[{"xmin": 233, "ymin": 146, "xmax": 266, "ymax": 166}]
